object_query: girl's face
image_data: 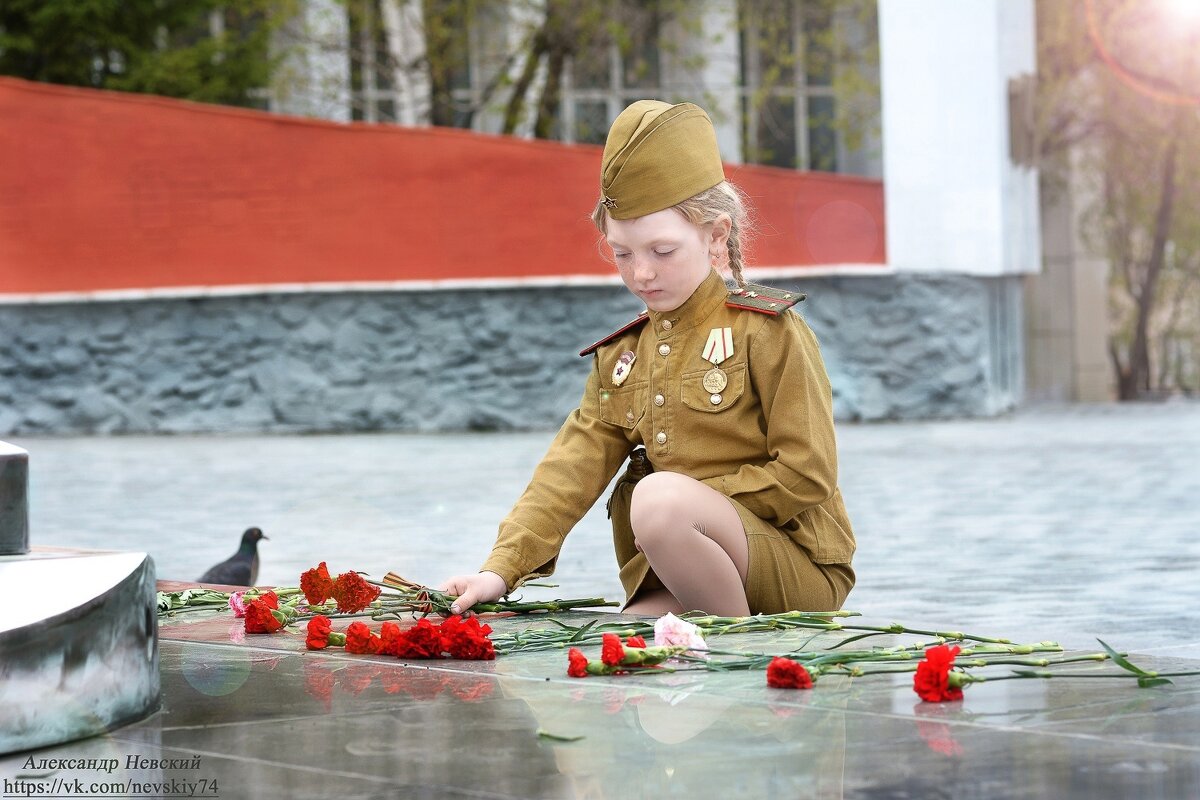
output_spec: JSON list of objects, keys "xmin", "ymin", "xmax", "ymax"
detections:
[{"xmin": 605, "ymin": 209, "xmax": 724, "ymax": 313}]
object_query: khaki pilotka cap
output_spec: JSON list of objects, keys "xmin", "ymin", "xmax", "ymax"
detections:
[{"xmin": 599, "ymin": 100, "xmax": 726, "ymax": 220}]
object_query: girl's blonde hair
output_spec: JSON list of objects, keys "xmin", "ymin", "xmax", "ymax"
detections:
[{"xmin": 591, "ymin": 181, "xmax": 755, "ymax": 288}]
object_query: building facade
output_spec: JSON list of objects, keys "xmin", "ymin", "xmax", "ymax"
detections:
[
  {"xmin": 268, "ymin": 0, "xmax": 1038, "ymax": 421},
  {"xmin": 0, "ymin": 0, "xmax": 1044, "ymax": 435}
]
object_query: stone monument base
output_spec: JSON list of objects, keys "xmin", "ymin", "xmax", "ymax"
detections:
[{"xmin": 0, "ymin": 440, "xmax": 160, "ymax": 755}]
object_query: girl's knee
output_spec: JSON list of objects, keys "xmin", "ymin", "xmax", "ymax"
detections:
[{"xmin": 629, "ymin": 472, "xmax": 694, "ymax": 539}]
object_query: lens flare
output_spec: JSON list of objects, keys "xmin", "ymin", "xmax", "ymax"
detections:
[
  {"xmin": 1085, "ymin": 0, "xmax": 1200, "ymax": 106},
  {"xmin": 1162, "ymin": 0, "xmax": 1200, "ymax": 24}
]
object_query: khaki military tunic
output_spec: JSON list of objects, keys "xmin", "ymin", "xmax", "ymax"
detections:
[{"xmin": 480, "ymin": 269, "xmax": 856, "ymax": 613}]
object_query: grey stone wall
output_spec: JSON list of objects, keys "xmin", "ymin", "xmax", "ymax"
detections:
[{"xmin": 0, "ymin": 274, "xmax": 1022, "ymax": 434}]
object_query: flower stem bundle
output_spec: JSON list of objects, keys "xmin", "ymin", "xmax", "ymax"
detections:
[{"xmin": 158, "ymin": 568, "xmax": 1200, "ymax": 702}]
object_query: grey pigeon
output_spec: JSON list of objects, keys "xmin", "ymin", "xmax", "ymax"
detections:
[{"xmin": 198, "ymin": 527, "xmax": 268, "ymax": 586}]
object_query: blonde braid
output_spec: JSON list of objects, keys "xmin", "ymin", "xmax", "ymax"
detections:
[{"xmin": 726, "ymin": 223, "xmax": 746, "ymax": 288}]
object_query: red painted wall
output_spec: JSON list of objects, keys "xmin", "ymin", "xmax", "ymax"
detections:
[{"xmin": 0, "ymin": 77, "xmax": 884, "ymax": 295}]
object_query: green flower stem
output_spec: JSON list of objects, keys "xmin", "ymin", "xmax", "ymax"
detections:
[
  {"xmin": 995, "ymin": 669, "xmax": 1200, "ymax": 681},
  {"xmin": 655, "ymin": 612, "xmax": 1012, "ymax": 645},
  {"xmin": 827, "ymin": 623, "xmax": 1011, "ymax": 644},
  {"xmin": 960, "ymin": 653, "xmax": 1109, "ymax": 668},
  {"xmin": 244, "ymin": 587, "xmax": 303, "ymax": 600},
  {"xmin": 361, "ymin": 578, "xmax": 620, "ymax": 617},
  {"xmin": 683, "ymin": 610, "xmax": 859, "ymax": 623},
  {"xmin": 960, "ymin": 643, "xmax": 1063, "ymax": 656},
  {"xmin": 159, "ymin": 604, "xmax": 230, "ymax": 616},
  {"xmin": 829, "ymin": 663, "xmax": 917, "ymax": 676},
  {"xmin": 471, "ymin": 598, "xmax": 620, "ymax": 614}
]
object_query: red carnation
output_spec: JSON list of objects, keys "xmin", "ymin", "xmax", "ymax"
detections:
[
  {"xmin": 244, "ymin": 591, "xmax": 284, "ymax": 634},
  {"xmin": 330, "ymin": 571, "xmax": 381, "ymax": 614},
  {"xmin": 345, "ymin": 621, "xmax": 381, "ymax": 655},
  {"xmin": 300, "ymin": 562, "xmax": 335, "ymax": 605},
  {"xmin": 394, "ymin": 618, "xmax": 444, "ymax": 659},
  {"xmin": 442, "ymin": 616, "xmax": 496, "ymax": 661},
  {"xmin": 567, "ymin": 648, "xmax": 590, "ymax": 678},
  {"xmin": 378, "ymin": 622, "xmax": 405, "ymax": 656},
  {"xmin": 306, "ymin": 616, "xmax": 333, "ymax": 650},
  {"xmin": 626, "ymin": 635, "xmax": 647, "ymax": 648},
  {"xmin": 601, "ymin": 633, "xmax": 626, "ymax": 666},
  {"xmin": 914, "ymin": 644, "xmax": 964, "ymax": 702},
  {"xmin": 766, "ymin": 657, "xmax": 814, "ymax": 689}
]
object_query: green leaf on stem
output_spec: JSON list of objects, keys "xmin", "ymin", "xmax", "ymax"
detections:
[
  {"xmin": 1097, "ymin": 639, "xmax": 1148, "ymax": 676},
  {"xmin": 828, "ymin": 631, "xmax": 886, "ymax": 649},
  {"xmin": 536, "ymin": 729, "xmax": 584, "ymax": 742},
  {"xmin": 568, "ymin": 620, "xmax": 598, "ymax": 643}
]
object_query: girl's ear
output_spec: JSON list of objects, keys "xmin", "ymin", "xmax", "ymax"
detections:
[{"xmin": 708, "ymin": 214, "xmax": 732, "ymax": 254}]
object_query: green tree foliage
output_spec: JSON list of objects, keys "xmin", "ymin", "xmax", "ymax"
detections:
[
  {"xmin": 412, "ymin": 0, "xmax": 691, "ymax": 139},
  {"xmin": 411, "ymin": 0, "xmax": 878, "ymax": 170},
  {"xmin": 1037, "ymin": 0, "xmax": 1200, "ymax": 398},
  {"xmin": 0, "ymin": 0, "xmax": 296, "ymax": 107}
]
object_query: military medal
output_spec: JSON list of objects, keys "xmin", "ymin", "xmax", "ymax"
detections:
[
  {"xmin": 702, "ymin": 327, "xmax": 733, "ymax": 392},
  {"xmin": 612, "ymin": 350, "xmax": 636, "ymax": 386},
  {"xmin": 703, "ymin": 368, "xmax": 727, "ymax": 394}
]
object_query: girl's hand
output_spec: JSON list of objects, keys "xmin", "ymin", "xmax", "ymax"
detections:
[{"xmin": 437, "ymin": 571, "xmax": 508, "ymax": 615}]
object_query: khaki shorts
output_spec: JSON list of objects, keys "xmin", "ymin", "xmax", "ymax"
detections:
[
  {"xmin": 609, "ymin": 452, "xmax": 854, "ymax": 614},
  {"xmin": 733, "ymin": 497, "xmax": 855, "ymax": 614}
]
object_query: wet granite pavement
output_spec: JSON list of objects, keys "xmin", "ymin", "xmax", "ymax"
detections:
[
  {"xmin": 3, "ymin": 402, "xmax": 1199, "ymax": 797},
  {"xmin": 4, "ymin": 609, "xmax": 1199, "ymax": 799}
]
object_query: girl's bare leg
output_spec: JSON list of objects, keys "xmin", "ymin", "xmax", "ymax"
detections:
[
  {"xmin": 624, "ymin": 471, "xmax": 751, "ymax": 617},
  {"xmin": 623, "ymin": 588, "xmax": 685, "ymax": 616}
]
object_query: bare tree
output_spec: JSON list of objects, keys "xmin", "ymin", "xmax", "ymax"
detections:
[{"xmin": 1037, "ymin": 0, "xmax": 1200, "ymax": 399}]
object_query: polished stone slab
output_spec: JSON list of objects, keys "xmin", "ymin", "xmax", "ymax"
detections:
[{"xmin": 6, "ymin": 608, "xmax": 1196, "ymax": 800}]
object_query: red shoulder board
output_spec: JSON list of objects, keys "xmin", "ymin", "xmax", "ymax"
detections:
[
  {"xmin": 579, "ymin": 312, "xmax": 650, "ymax": 357},
  {"xmin": 725, "ymin": 284, "xmax": 805, "ymax": 315}
]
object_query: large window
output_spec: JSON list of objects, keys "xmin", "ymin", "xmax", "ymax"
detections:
[
  {"xmin": 561, "ymin": 5, "xmax": 662, "ymax": 145},
  {"xmin": 333, "ymin": 0, "xmax": 877, "ymax": 176},
  {"xmin": 348, "ymin": 0, "xmax": 398, "ymax": 123},
  {"xmin": 739, "ymin": 0, "xmax": 839, "ymax": 171}
]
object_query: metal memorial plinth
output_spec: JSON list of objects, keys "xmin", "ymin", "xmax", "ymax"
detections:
[{"xmin": 0, "ymin": 441, "xmax": 160, "ymax": 754}]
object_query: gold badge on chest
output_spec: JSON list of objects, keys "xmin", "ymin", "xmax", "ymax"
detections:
[
  {"xmin": 701, "ymin": 327, "xmax": 733, "ymax": 392},
  {"xmin": 702, "ymin": 368, "xmax": 728, "ymax": 394},
  {"xmin": 612, "ymin": 350, "xmax": 636, "ymax": 387}
]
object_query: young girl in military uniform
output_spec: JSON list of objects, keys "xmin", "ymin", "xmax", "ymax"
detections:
[{"xmin": 440, "ymin": 100, "xmax": 855, "ymax": 617}]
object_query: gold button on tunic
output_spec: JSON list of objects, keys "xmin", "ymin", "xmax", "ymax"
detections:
[{"xmin": 481, "ymin": 269, "xmax": 856, "ymax": 613}]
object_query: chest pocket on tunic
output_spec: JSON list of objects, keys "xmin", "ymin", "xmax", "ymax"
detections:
[
  {"xmin": 681, "ymin": 363, "xmax": 746, "ymax": 412},
  {"xmin": 599, "ymin": 382, "xmax": 648, "ymax": 429}
]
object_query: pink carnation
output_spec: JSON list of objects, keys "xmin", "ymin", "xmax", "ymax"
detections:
[
  {"xmin": 653, "ymin": 613, "xmax": 707, "ymax": 652},
  {"xmin": 229, "ymin": 591, "xmax": 247, "ymax": 618}
]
